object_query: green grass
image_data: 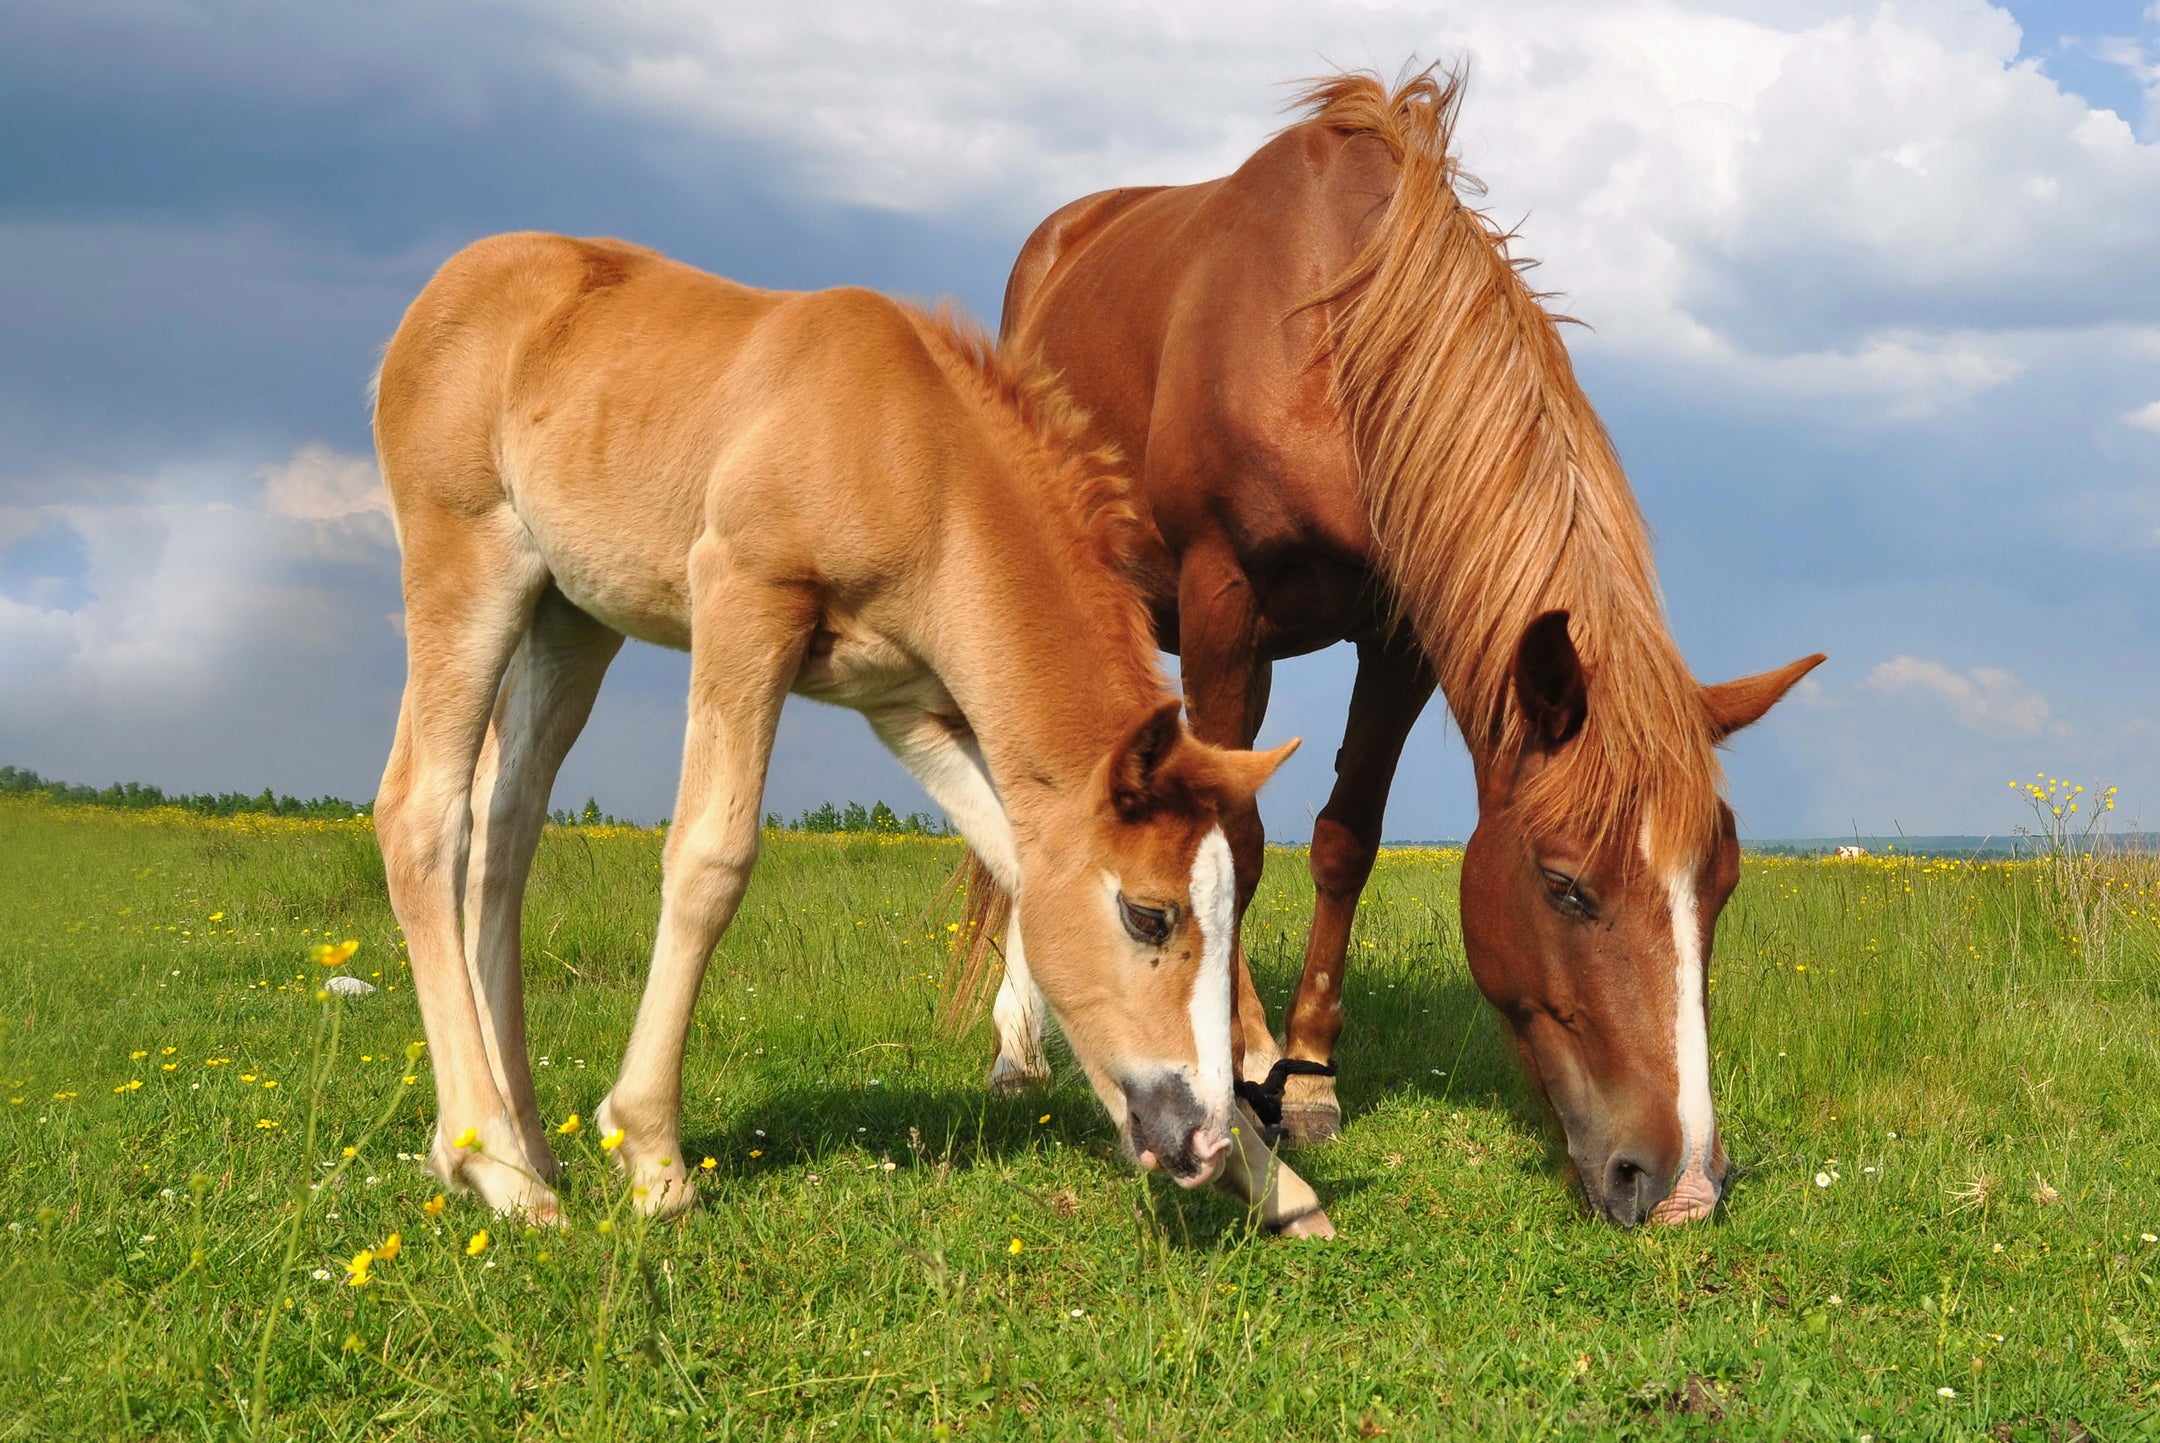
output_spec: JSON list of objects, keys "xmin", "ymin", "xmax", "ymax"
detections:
[{"xmin": 3, "ymin": 798, "xmax": 2159, "ymax": 1440}]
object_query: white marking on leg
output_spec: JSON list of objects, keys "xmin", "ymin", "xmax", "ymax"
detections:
[
  {"xmin": 869, "ymin": 708, "xmax": 1017, "ymax": 889},
  {"xmin": 990, "ymin": 909, "xmax": 1047, "ymax": 1080},
  {"xmin": 1187, "ymin": 827, "xmax": 1236, "ymax": 1114}
]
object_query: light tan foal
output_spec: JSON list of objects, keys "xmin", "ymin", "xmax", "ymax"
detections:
[{"xmin": 371, "ymin": 233, "xmax": 1330, "ymax": 1233}]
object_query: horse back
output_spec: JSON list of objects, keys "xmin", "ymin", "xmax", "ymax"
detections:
[
  {"xmin": 1003, "ymin": 123, "xmax": 1404, "ymax": 641},
  {"xmin": 374, "ymin": 233, "xmax": 974, "ymax": 647}
]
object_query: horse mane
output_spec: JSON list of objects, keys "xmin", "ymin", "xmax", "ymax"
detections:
[
  {"xmin": 1299, "ymin": 67, "xmax": 1721, "ymax": 869},
  {"xmin": 907, "ymin": 303, "xmax": 1166, "ymax": 1023},
  {"xmin": 905, "ymin": 303, "xmax": 1163, "ymax": 699}
]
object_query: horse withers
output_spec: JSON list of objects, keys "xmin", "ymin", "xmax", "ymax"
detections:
[
  {"xmin": 987, "ymin": 71, "xmax": 1822, "ymax": 1225},
  {"xmin": 369, "ymin": 233, "xmax": 1326, "ymax": 1231}
]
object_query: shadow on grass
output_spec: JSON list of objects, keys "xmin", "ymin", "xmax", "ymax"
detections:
[{"xmin": 665, "ymin": 964, "xmax": 1568, "ymax": 1248}]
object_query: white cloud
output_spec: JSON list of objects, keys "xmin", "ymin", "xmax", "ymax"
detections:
[
  {"xmin": 2123, "ymin": 398, "xmax": 2160, "ymax": 432},
  {"xmin": 1860, "ymin": 654, "xmax": 2058, "ymax": 740},
  {"xmin": 260, "ymin": 442, "xmax": 388, "ymax": 522},
  {"xmin": 517, "ymin": 0, "xmax": 2160, "ymax": 417},
  {"xmin": 0, "ymin": 447, "xmax": 398, "ymax": 711}
]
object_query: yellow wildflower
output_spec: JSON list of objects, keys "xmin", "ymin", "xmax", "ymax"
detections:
[
  {"xmin": 452, "ymin": 1126, "xmax": 480, "ymax": 1150},
  {"xmin": 700, "ymin": 1156, "xmax": 717, "ymax": 1171},
  {"xmin": 1007, "ymin": 1238, "xmax": 1024, "ymax": 1256},
  {"xmin": 466, "ymin": 1230, "xmax": 489, "ymax": 1257},
  {"xmin": 556, "ymin": 1113, "xmax": 581, "ymax": 1136},
  {"xmin": 209, "ymin": 912, "xmax": 224, "ymax": 922},
  {"xmin": 423, "ymin": 1194, "xmax": 446, "ymax": 1218},
  {"xmin": 600, "ymin": 1128, "xmax": 625, "ymax": 1151},
  {"xmin": 344, "ymin": 1249, "xmax": 375, "ymax": 1287},
  {"xmin": 374, "ymin": 1232, "xmax": 401, "ymax": 1261}
]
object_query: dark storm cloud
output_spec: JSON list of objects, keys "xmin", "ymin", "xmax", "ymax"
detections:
[{"xmin": 0, "ymin": 0, "xmax": 1022, "ymax": 478}]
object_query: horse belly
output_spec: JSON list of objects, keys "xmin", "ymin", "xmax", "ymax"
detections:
[
  {"xmin": 506, "ymin": 465, "xmax": 701, "ymax": 650},
  {"xmin": 793, "ymin": 621, "xmax": 947, "ymax": 714}
]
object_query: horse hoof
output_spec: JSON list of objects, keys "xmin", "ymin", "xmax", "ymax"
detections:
[
  {"xmin": 986, "ymin": 1058, "xmax": 1050, "ymax": 1095},
  {"xmin": 1276, "ymin": 1208, "xmax": 1336, "ymax": 1240},
  {"xmin": 1276, "ymin": 1102, "xmax": 1342, "ymax": 1144}
]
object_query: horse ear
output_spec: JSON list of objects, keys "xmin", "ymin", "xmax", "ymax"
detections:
[
  {"xmin": 1702, "ymin": 654, "xmax": 1826, "ymax": 741},
  {"xmin": 1514, "ymin": 610, "xmax": 1587, "ymax": 749},
  {"xmin": 1107, "ymin": 700, "xmax": 1187, "ymax": 818},
  {"xmin": 1214, "ymin": 737, "xmax": 1302, "ymax": 801}
]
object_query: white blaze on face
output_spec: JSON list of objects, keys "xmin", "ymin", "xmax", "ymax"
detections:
[
  {"xmin": 1186, "ymin": 827, "xmax": 1236, "ymax": 1113},
  {"xmin": 1666, "ymin": 868, "xmax": 1714, "ymax": 1186}
]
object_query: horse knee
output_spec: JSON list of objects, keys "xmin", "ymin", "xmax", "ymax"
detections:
[
  {"xmin": 1308, "ymin": 812, "xmax": 1378, "ymax": 902},
  {"xmin": 661, "ymin": 826, "xmax": 759, "ymax": 918}
]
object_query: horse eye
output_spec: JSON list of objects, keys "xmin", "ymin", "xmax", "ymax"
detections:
[
  {"xmin": 1118, "ymin": 896, "xmax": 1175, "ymax": 946},
  {"xmin": 1540, "ymin": 868, "xmax": 1595, "ymax": 920}
]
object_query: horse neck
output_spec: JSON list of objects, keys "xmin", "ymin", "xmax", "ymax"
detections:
[{"xmin": 925, "ymin": 483, "xmax": 1170, "ymax": 821}]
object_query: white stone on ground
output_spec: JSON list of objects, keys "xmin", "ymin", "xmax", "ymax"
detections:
[{"xmin": 325, "ymin": 975, "xmax": 377, "ymax": 997}]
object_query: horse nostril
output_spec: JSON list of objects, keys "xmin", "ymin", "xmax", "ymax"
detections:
[{"xmin": 1604, "ymin": 1153, "xmax": 1657, "ymax": 1226}]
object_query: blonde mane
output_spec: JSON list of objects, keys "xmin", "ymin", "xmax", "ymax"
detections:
[
  {"xmin": 1301, "ymin": 68, "xmax": 1721, "ymax": 868},
  {"xmin": 909, "ymin": 303, "xmax": 1166, "ymax": 702}
]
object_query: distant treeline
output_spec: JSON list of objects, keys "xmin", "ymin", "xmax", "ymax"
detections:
[
  {"xmin": 545, "ymin": 798, "xmax": 949, "ymax": 833},
  {"xmin": 0, "ymin": 765, "xmax": 367, "ymax": 819},
  {"xmin": 765, "ymin": 800, "xmax": 950, "ymax": 836},
  {"xmin": 4, "ymin": 768, "xmax": 949, "ymax": 837}
]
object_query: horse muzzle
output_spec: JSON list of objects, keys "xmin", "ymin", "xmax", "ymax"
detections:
[{"xmin": 1123, "ymin": 1070, "xmax": 1231, "ymax": 1189}]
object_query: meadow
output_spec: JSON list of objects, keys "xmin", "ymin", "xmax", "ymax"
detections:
[{"xmin": 3, "ymin": 794, "xmax": 2158, "ymax": 1440}]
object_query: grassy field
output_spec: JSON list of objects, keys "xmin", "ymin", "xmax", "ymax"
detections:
[{"xmin": 3, "ymin": 797, "xmax": 2159, "ymax": 1440}]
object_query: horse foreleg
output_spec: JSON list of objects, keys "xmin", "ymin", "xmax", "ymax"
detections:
[
  {"xmin": 1213, "ymin": 1098, "xmax": 1335, "ymax": 1239},
  {"xmin": 1278, "ymin": 635, "xmax": 1434, "ymax": 1142},
  {"xmin": 1173, "ymin": 543, "xmax": 1279, "ymax": 1086},
  {"xmin": 600, "ymin": 556, "xmax": 809, "ymax": 1219},
  {"xmin": 462, "ymin": 589, "xmax": 621, "ymax": 1182}
]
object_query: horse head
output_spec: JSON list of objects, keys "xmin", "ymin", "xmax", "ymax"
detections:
[
  {"xmin": 1015, "ymin": 700, "xmax": 1296, "ymax": 1189},
  {"xmin": 1462, "ymin": 611, "xmax": 1821, "ymax": 1224}
]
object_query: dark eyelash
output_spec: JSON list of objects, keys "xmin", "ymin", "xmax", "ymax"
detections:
[
  {"xmin": 1541, "ymin": 869, "xmax": 1595, "ymax": 919},
  {"xmin": 1119, "ymin": 897, "xmax": 1174, "ymax": 946}
]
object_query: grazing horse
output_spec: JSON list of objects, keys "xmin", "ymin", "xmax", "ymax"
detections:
[
  {"xmin": 370, "ymin": 232, "xmax": 1329, "ymax": 1232},
  {"xmin": 976, "ymin": 72, "xmax": 1823, "ymax": 1225}
]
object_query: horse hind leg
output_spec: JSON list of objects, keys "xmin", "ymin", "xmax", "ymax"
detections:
[
  {"xmin": 374, "ymin": 507, "xmax": 555, "ymax": 1216},
  {"xmin": 861, "ymin": 707, "xmax": 1051, "ymax": 1095},
  {"xmin": 987, "ymin": 924, "xmax": 1051, "ymax": 1092},
  {"xmin": 461, "ymin": 589, "xmax": 623, "ymax": 1183},
  {"xmin": 1279, "ymin": 636, "xmax": 1433, "ymax": 1143}
]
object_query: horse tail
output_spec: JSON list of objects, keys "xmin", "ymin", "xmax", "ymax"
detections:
[{"xmin": 940, "ymin": 848, "xmax": 1010, "ymax": 1029}]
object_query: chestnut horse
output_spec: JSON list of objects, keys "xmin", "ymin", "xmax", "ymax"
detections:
[
  {"xmin": 370, "ymin": 233, "xmax": 1329, "ymax": 1231},
  {"xmin": 975, "ymin": 72, "xmax": 1822, "ymax": 1225}
]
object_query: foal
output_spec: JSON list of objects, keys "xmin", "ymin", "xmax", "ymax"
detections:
[{"xmin": 371, "ymin": 233, "xmax": 1321, "ymax": 1229}]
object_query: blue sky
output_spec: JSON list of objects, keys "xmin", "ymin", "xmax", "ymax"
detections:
[{"xmin": 2, "ymin": 0, "xmax": 2158, "ymax": 841}]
